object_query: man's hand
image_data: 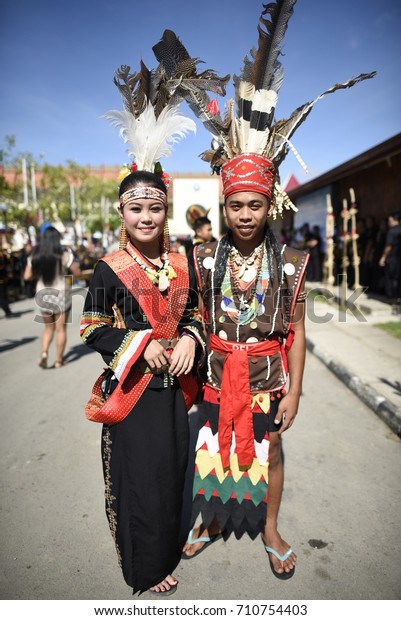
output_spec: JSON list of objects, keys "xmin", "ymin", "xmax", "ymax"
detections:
[{"xmin": 274, "ymin": 391, "xmax": 300, "ymax": 434}]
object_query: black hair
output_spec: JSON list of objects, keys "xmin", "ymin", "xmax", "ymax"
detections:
[
  {"xmin": 118, "ymin": 171, "xmax": 167, "ymax": 198},
  {"xmin": 194, "ymin": 216, "xmax": 212, "ymax": 231},
  {"xmin": 31, "ymin": 226, "xmax": 63, "ymax": 286}
]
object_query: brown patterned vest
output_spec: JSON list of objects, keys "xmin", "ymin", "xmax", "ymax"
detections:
[{"xmin": 194, "ymin": 240, "xmax": 309, "ymax": 393}]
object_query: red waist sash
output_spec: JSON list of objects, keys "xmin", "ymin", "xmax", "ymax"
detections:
[{"xmin": 210, "ymin": 333, "xmax": 282, "ymax": 468}]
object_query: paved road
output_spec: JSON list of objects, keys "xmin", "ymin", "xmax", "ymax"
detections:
[{"xmin": 1, "ymin": 294, "xmax": 400, "ymax": 602}]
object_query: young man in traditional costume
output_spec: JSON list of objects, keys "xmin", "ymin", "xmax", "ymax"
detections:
[
  {"xmin": 181, "ymin": 153, "xmax": 307, "ymax": 578},
  {"xmin": 150, "ymin": 0, "xmax": 375, "ymax": 580}
]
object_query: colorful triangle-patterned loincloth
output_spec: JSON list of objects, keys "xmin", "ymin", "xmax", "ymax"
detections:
[{"xmin": 191, "ymin": 390, "xmax": 283, "ymax": 539}]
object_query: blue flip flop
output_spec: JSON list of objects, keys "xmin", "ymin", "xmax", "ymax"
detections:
[
  {"xmin": 264, "ymin": 545, "xmax": 295, "ymax": 580},
  {"xmin": 182, "ymin": 528, "xmax": 223, "ymax": 559}
]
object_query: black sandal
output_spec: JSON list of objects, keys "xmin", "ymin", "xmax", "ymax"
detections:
[{"xmin": 264, "ymin": 545, "xmax": 295, "ymax": 580}]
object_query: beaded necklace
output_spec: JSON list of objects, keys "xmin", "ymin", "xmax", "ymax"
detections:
[
  {"xmin": 125, "ymin": 242, "xmax": 176, "ymax": 292},
  {"xmin": 229, "ymin": 242, "xmax": 264, "ymax": 283},
  {"xmin": 219, "ymin": 245, "xmax": 270, "ymax": 326}
]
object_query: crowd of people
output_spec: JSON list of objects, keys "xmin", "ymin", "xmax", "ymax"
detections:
[
  {"xmin": 279, "ymin": 213, "xmax": 401, "ymax": 311},
  {"xmin": 0, "ymin": 235, "xmax": 102, "ymax": 304},
  {"xmin": 0, "ymin": 227, "xmax": 109, "ymax": 368},
  {"xmin": 3, "ymin": 209, "xmax": 400, "ymax": 321}
]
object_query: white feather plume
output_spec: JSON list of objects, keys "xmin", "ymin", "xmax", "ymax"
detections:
[
  {"xmin": 103, "ymin": 102, "xmax": 196, "ymax": 171},
  {"xmin": 247, "ymin": 88, "xmax": 278, "ymax": 152},
  {"xmin": 238, "ymin": 81, "xmax": 254, "ymax": 151}
]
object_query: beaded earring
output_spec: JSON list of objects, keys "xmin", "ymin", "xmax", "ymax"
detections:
[
  {"xmin": 162, "ymin": 217, "xmax": 171, "ymax": 253},
  {"xmin": 119, "ymin": 221, "xmax": 129, "ymax": 250}
]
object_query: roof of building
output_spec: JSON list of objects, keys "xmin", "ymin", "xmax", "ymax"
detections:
[{"xmin": 288, "ymin": 132, "xmax": 401, "ymax": 200}]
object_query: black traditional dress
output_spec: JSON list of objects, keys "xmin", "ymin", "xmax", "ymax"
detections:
[{"xmin": 80, "ymin": 242, "xmax": 204, "ymax": 593}]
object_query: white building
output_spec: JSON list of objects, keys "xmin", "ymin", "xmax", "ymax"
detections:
[{"xmin": 169, "ymin": 174, "xmax": 221, "ymax": 238}]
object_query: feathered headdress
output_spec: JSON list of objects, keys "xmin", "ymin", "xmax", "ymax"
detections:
[
  {"xmin": 151, "ymin": 0, "xmax": 376, "ymax": 217},
  {"xmin": 103, "ymin": 33, "xmax": 231, "ymax": 182},
  {"xmin": 103, "ymin": 59, "xmax": 196, "ymax": 180}
]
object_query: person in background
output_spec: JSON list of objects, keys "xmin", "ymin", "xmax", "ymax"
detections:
[
  {"xmin": 0, "ymin": 246, "xmax": 14, "ymax": 318},
  {"xmin": 307, "ymin": 225, "xmax": 323, "ymax": 282},
  {"xmin": 24, "ymin": 226, "xmax": 81, "ymax": 368},
  {"xmin": 298, "ymin": 223, "xmax": 321, "ymax": 281},
  {"xmin": 22, "ymin": 242, "xmax": 36, "ymax": 298},
  {"xmin": 379, "ymin": 210, "xmax": 401, "ymax": 314},
  {"xmin": 371, "ymin": 218, "xmax": 388, "ymax": 294},
  {"xmin": 360, "ymin": 216, "xmax": 378, "ymax": 289},
  {"xmin": 192, "ymin": 216, "xmax": 215, "ymax": 246}
]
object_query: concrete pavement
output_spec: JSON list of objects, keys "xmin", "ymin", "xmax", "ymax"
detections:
[
  {"xmin": 304, "ymin": 283, "xmax": 401, "ymax": 437},
  {"xmin": 0, "ymin": 291, "xmax": 400, "ymax": 602}
]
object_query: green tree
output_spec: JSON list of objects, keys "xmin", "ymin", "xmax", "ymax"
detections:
[
  {"xmin": 1, "ymin": 134, "xmax": 122, "ymax": 240},
  {"xmin": 78, "ymin": 176, "xmax": 120, "ymax": 235}
]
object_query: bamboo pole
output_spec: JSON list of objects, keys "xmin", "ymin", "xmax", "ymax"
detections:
[
  {"xmin": 340, "ymin": 197, "xmax": 350, "ymax": 306},
  {"xmin": 349, "ymin": 187, "xmax": 360, "ymax": 289},
  {"xmin": 325, "ymin": 193, "xmax": 335, "ymax": 292}
]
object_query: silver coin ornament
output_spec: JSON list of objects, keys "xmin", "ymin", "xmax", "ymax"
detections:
[
  {"xmin": 203, "ymin": 257, "xmax": 215, "ymax": 270},
  {"xmin": 283, "ymin": 262, "xmax": 296, "ymax": 276}
]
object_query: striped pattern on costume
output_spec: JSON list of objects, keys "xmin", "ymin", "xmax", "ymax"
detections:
[
  {"xmin": 80, "ymin": 312, "xmax": 114, "ymax": 342},
  {"xmin": 111, "ymin": 329, "xmax": 152, "ymax": 381}
]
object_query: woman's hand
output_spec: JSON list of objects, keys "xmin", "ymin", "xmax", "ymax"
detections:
[
  {"xmin": 169, "ymin": 335, "xmax": 196, "ymax": 377},
  {"xmin": 143, "ymin": 339, "xmax": 171, "ymax": 374}
]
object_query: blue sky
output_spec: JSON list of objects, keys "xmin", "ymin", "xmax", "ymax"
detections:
[{"xmin": 1, "ymin": 0, "xmax": 400, "ymax": 185}]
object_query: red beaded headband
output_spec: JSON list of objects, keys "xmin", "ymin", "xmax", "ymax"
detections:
[{"xmin": 120, "ymin": 187, "xmax": 168, "ymax": 208}]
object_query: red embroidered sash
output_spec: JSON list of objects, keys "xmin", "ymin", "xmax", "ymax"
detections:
[
  {"xmin": 209, "ymin": 333, "xmax": 283, "ymax": 468},
  {"xmin": 85, "ymin": 250, "xmax": 199, "ymax": 424}
]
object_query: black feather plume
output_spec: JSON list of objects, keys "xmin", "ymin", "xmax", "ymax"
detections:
[
  {"xmin": 152, "ymin": 30, "xmax": 191, "ymax": 77},
  {"xmin": 252, "ymin": 0, "xmax": 297, "ymax": 91}
]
